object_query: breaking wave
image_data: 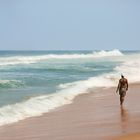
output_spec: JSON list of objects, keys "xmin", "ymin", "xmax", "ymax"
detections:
[
  {"xmin": 0, "ymin": 74, "xmax": 117, "ymax": 126},
  {"xmin": 0, "ymin": 50, "xmax": 139, "ymax": 126},
  {"xmin": 92, "ymin": 49, "xmax": 123, "ymax": 57},
  {"xmin": 0, "ymin": 49, "xmax": 123, "ymax": 66},
  {"xmin": 0, "ymin": 80, "xmax": 24, "ymax": 89}
]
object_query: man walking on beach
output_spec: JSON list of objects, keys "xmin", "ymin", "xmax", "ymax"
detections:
[{"xmin": 116, "ymin": 75, "xmax": 128, "ymax": 105}]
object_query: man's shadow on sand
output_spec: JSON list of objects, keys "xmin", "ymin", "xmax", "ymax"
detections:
[{"xmin": 120, "ymin": 106, "xmax": 129, "ymax": 133}]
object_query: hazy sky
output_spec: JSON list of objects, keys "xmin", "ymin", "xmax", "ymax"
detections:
[{"xmin": 0, "ymin": 0, "xmax": 140, "ymax": 50}]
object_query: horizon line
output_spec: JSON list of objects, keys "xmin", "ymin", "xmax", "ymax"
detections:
[{"xmin": 0, "ymin": 49, "xmax": 139, "ymax": 51}]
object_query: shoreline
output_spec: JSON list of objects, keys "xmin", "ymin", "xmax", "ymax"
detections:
[{"xmin": 0, "ymin": 84, "xmax": 140, "ymax": 140}]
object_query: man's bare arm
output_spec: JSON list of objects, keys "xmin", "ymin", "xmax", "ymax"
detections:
[
  {"xmin": 126, "ymin": 79, "xmax": 128, "ymax": 90},
  {"xmin": 116, "ymin": 81, "xmax": 120, "ymax": 93}
]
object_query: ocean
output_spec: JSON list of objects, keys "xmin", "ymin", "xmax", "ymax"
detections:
[{"xmin": 0, "ymin": 49, "xmax": 139, "ymax": 126}]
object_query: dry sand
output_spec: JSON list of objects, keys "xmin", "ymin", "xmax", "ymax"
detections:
[{"xmin": 0, "ymin": 84, "xmax": 140, "ymax": 140}]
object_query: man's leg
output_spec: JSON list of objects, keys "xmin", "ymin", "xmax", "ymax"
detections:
[
  {"xmin": 120, "ymin": 96, "xmax": 124, "ymax": 105},
  {"xmin": 120, "ymin": 91, "xmax": 126, "ymax": 105}
]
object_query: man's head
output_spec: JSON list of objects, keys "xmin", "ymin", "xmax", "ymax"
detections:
[{"xmin": 121, "ymin": 74, "xmax": 124, "ymax": 78}]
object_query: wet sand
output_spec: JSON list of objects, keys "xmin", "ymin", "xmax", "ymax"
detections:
[
  {"xmin": 112, "ymin": 133, "xmax": 140, "ymax": 140},
  {"xmin": 0, "ymin": 84, "xmax": 140, "ymax": 140}
]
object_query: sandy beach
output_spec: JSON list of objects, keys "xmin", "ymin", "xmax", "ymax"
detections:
[
  {"xmin": 1, "ymin": 0, "xmax": 140, "ymax": 139},
  {"xmin": 0, "ymin": 84, "xmax": 140, "ymax": 140}
]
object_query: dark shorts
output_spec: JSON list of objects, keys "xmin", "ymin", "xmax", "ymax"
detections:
[{"xmin": 119, "ymin": 88, "xmax": 126, "ymax": 97}]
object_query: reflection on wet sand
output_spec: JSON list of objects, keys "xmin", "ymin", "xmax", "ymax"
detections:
[{"xmin": 120, "ymin": 106, "xmax": 129, "ymax": 133}]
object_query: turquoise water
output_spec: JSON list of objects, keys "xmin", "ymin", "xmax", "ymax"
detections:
[
  {"xmin": 0, "ymin": 50, "xmax": 140, "ymax": 126},
  {"xmin": 0, "ymin": 50, "xmax": 122, "ymax": 106}
]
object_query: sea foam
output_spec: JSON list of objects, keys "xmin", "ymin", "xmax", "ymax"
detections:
[
  {"xmin": 0, "ymin": 50, "xmax": 139, "ymax": 126},
  {"xmin": 0, "ymin": 70, "xmax": 122, "ymax": 126},
  {"xmin": 0, "ymin": 49, "xmax": 123, "ymax": 66},
  {"xmin": 0, "ymin": 74, "xmax": 116, "ymax": 126}
]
